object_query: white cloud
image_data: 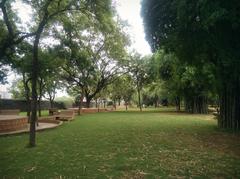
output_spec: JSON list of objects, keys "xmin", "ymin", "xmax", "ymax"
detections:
[{"xmin": 116, "ymin": 0, "xmax": 152, "ymax": 56}]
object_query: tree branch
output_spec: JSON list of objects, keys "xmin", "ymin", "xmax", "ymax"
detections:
[{"xmin": 0, "ymin": 0, "xmax": 14, "ymax": 37}]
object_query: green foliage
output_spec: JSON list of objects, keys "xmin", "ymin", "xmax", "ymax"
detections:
[
  {"xmin": 141, "ymin": 82, "xmax": 163, "ymax": 107},
  {"xmin": 128, "ymin": 53, "xmax": 151, "ymax": 89},
  {"xmin": 9, "ymin": 79, "xmax": 26, "ymax": 99},
  {"xmin": 150, "ymin": 49, "xmax": 216, "ymax": 112},
  {"xmin": 109, "ymin": 74, "xmax": 135, "ymax": 104},
  {"xmin": 56, "ymin": 7, "xmax": 128, "ymax": 102},
  {"xmin": 141, "ymin": 0, "xmax": 240, "ymax": 89}
]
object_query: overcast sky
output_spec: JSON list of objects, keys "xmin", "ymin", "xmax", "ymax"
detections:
[
  {"xmin": 0, "ymin": 0, "xmax": 152, "ymax": 98},
  {"xmin": 115, "ymin": 0, "xmax": 152, "ymax": 55}
]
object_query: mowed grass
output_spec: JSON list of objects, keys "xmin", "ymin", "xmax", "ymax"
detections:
[
  {"xmin": 1, "ymin": 109, "xmax": 240, "ymax": 178},
  {"xmin": 20, "ymin": 110, "xmax": 49, "ymax": 117}
]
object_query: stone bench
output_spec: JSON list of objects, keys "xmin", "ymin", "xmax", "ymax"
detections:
[
  {"xmin": 49, "ymin": 108, "xmax": 59, "ymax": 116},
  {"xmin": 55, "ymin": 110, "xmax": 75, "ymax": 121}
]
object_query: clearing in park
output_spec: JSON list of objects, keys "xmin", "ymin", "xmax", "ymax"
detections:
[{"xmin": 0, "ymin": 108, "xmax": 240, "ymax": 178}]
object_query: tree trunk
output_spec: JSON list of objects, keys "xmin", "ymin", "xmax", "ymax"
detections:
[
  {"xmin": 125, "ymin": 102, "xmax": 128, "ymax": 111},
  {"xmin": 113, "ymin": 99, "xmax": 116, "ymax": 110},
  {"xmin": 86, "ymin": 97, "xmax": 91, "ymax": 108},
  {"xmin": 78, "ymin": 95, "xmax": 83, "ymax": 115},
  {"xmin": 29, "ymin": 36, "xmax": 39, "ymax": 147},
  {"xmin": 50, "ymin": 99, "xmax": 54, "ymax": 108},
  {"xmin": 175, "ymin": 97, "xmax": 180, "ymax": 112},
  {"xmin": 218, "ymin": 81, "xmax": 240, "ymax": 130},
  {"xmin": 154, "ymin": 95, "xmax": 158, "ymax": 108},
  {"xmin": 95, "ymin": 99, "xmax": 98, "ymax": 108},
  {"xmin": 27, "ymin": 98, "xmax": 31, "ymax": 122},
  {"xmin": 38, "ymin": 98, "xmax": 41, "ymax": 117},
  {"xmin": 137, "ymin": 86, "xmax": 142, "ymax": 112},
  {"xmin": 29, "ymin": 20, "xmax": 46, "ymax": 147},
  {"xmin": 118, "ymin": 98, "xmax": 121, "ymax": 106},
  {"xmin": 184, "ymin": 96, "xmax": 208, "ymax": 114},
  {"xmin": 23, "ymin": 73, "xmax": 31, "ymax": 122},
  {"xmin": 38, "ymin": 78, "xmax": 44, "ymax": 117}
]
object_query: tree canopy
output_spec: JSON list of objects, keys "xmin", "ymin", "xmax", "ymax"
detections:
[{"xmin": 142, "ymin": 0, "xmax": 240, "ymax": 129}]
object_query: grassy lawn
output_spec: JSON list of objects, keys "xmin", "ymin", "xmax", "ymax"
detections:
[
  {"xmin": 20, "ymin": 110, "xmax": 49, "ymax": 117},
  {"xmin": 1, "ymin": 109, "xmax": 240, "ymax": 178}
]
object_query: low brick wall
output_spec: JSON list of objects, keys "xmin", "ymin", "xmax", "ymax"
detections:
[
  {"xmin": 98, "ymin": 108, "xmax": 108, "ymax": 112},
  {"xmin": 81, "ymin": 108, "xmax": 99, "ymax": 114},
  {"xmin": 68, "ymin": 108, "xmax": 80, "ymax": 114},
  {"xmin": 0, "ymin": 116, "xmax": 28, "ymax": 132},
  {"xmin": 68, "ymin": 108, "xmax": 112, "ymax": 114},
  {"xmin": 0, "ymin": 109, "xmax": 20, "ymax": 115}
]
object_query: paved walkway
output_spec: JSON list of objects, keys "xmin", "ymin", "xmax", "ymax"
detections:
[{"xmin": 0, "ymin": 121, "xmax": 63, "ymax": 136}]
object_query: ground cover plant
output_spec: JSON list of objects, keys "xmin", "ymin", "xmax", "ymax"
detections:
[{"xmin": 1, "ymin": 109, "xmax": 240, "ymax": 178}]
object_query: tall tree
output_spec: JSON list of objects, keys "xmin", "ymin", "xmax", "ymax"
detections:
[
  {"xmin": 58, "ymin": 11, "xmax": 128, "ymax": 108},
  {"xmin": 151, "ymin": 50, "xmax": 215, "ymax": 113},
  {"xmin": 12, "ymin": 42, "xmax": 33, "ymax": 119},
  {"xmin": 1, "ymin": 0, "xmax": 119, "ymax": 147},
  {"xmin": 128, "ymin": 53, "xmax": 150, "ymax": 111},
  {"xmin": 142, "ymin": 0, "xmax": 240, "ymax": 129},
  {"xmin": 109, "ymin": 74, "xmax": 135, "ymax": 110},
  {"xmin": 27, "ymin": 0, "xmax": 120, "ymax": 147}
]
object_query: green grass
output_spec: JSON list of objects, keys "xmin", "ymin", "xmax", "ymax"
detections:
[
  {"xmin": 20, "ymin": 110, "xmax": 49, "ymax": 117},
  {"xmin": 1, "ymin": 109, "xmax": 240, "ymax": 178}
]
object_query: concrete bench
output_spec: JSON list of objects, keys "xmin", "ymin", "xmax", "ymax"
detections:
[
  {"xmin": 49, "ymin": 108, "xmax": 59, "ymax": 116},
  {"xmin": 55, "ymin": 110, "xmax": 75, "ymax": 121},
  {"xmin": 0, "ymin": 109, "xmax": 20, "ymax": 115}
]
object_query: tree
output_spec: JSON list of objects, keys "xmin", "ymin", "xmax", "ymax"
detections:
[
  {"xmin": 142, "ymin": 0, "xmax": 240, "ymax": 128},
  {"xmin": 35, "ymin": 49, "xmax": 63, "ymax": 116},
  {"xmin": 28, "ymin": 0, "xmax": 120, "ymax": 147},
  {"xmin": 58, "ymin": 11, "xmax": 128, "ymax": 109},
  {"xmin": 1, "ymin": 0, "xmax": 120, "ymax": 147},
  {"xmin": 0, "ymin": 1, "xmax": 36, "ymax": 81},
  {"xmin": 151, "ymin": 50, "xmax": 215, "ymax": 113},
  {"xmin": 9, "ymin": 80, "xmax": 26, "ymax": 100},
  {"xmin": 109, "ymin": 74, "xmax": 135, "ymax": 110},
  {"xmin": 11, "ymin": 42, "xmax": 33, "ymax": 120},
  {"xmin": 141, "ymin": 82, "xmax": 163, "ymax": 108},
  {"xmin": 44, "ymin": 76, "xmax": 62, "ymax": 109},
  {"xmin": 128, "ymin": 53, "xmax": 150, "ymax": 111}
]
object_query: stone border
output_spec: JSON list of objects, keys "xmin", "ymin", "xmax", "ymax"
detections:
[
  {"xmin": 0, "ymin": 115, "xmax": 28, "ymax": 133},
  {"xmin": 0, "ymin": 120, "xmax": 63, "ymax": 137}
]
